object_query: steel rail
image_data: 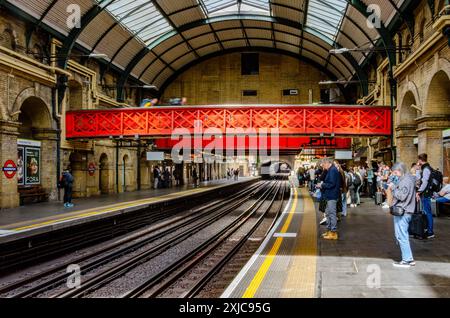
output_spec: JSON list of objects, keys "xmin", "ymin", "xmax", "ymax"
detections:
[{"xmin": 122, "ymin": 181, "xmax": 282, "ymax": 298}]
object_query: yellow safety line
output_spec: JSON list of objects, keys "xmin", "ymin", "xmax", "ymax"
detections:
[
  {"xmin": 242, "ymin": 187, "xmax": 299, "ymax": 298},
  {"xmin": 8, "ymin": 187, "xmax": 210, "ymax": 232},
  {"xmin": 280, "ymin": 188, "xmax": 318, "ymax": 298}
]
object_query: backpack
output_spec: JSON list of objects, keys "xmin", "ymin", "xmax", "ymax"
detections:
[
  {"xmin": 63, "ymin": 172, "xmax": 74, "ymax": 185},
  {"xmin": 353, "ymin": 174, "xmax": 362, "ymax": 187},
  {"xmin": 427, "ymin": 167, "xmax": 443, "ymax": 193}
]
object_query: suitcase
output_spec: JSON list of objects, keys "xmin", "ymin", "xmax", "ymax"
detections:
[
  {"xmin": 409, "ymin": 213, "xmax": 428, "ymax": 239},
  {"xmin": 375, "ymin": 192, "xmax": 383, "ymax": 205}
]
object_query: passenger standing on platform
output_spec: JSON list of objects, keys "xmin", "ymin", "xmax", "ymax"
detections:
[
  {"xmin": 348, "ymin": 168, "xmax": 357, "ymax": 208},
  {"xmin": 163, "ymin": 168, "xmax": 171, "ymax": 188},
  {"xmin": 317, "ymin": 158, "xmax": 341, "ymax": 240},
  {"xmin": 234, "ymin": 168, "xmax": 239, "ymax": 181},
  {"xmin": 417, "ymin": 153, "xmax": 435, "ymax": 239},
  {"xmin": 60, "ymin": 169, "xmax": 74, "ymax": 208},
  {"xmin": 153, "ymin": 166, "xmax": 160, "ymax": 189},
  {"xmin": 371, "ymin": 161, "xmax": 379, "ymax": 198},
  {"xmin": 173, "ymin": 169, "xmax": 179, "ymax": 187},
  {"xmin": 359, "ymin": 165, "xmax": 367, "ymax": 196},
  {"xmin": 335, "ymin": 161, "xmax": 348, "ymax": 217},
  {"xmin": 318, "ymin": 165, "xmax": 329, "ymax": 226},
  {"xmin": 192, "ymin": 167, "xmax": 199, "ymax": 187},
  {"xmin": 353, "ymin": 167, "xmax": 363, "ymax": 205},
  {"xmin": 297, "ymin": 167, "xmax": 305, "ymax": 187},
  {"xmin": 308, "ymin": 166, "xmax": 316, "ymax": 192},
  {"xmin": 386, "ymin": 162, "xmax": 416, "ymax": 268}
]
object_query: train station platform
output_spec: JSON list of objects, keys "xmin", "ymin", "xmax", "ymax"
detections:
[
  {"xmin": 0, "ymin": 177, "xmax": 256, "ymax": 242},
  {"xmin": 222, "ymin": 187, "xmax": 450, "ymax": 298}
]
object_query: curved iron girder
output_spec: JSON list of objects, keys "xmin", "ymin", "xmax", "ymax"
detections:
[
  {"xmin": 25, "ymin": 0, "xmax": 59, "ymax": 49},
  {"xmin": 386, "ymin": 0, "xmax": 414, "ymax": 37},
  {"xmin": 136, "ymin": 25, "xmax": 350, "ymax": 81},
  {"xmin": 146, "ymin": 35, "xmax": 351, "ymax": 84},
  {"xmin": 117, "ymin": 14, "xmax": 368, "ymax": 101},
  {"xmin": 58, "ymin": 0, "xmax": 115, "ymax": 69},
  {"xmin": 157, "ymin": 46, "xmax": 343, "ymax": 96},
  {"xmin": 345, "ymin": 0, "xmax": 396, "ymax": 70},
  {"xmin": 57, "ymin": 0, "xmax": 115, "ymax": 110}
]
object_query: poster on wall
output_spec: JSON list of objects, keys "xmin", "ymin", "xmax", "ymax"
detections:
[
  {"xmin": 17, "ymin": 147, "xmax": 24, "ymax": 185},
  {"xmin": 25, "ymin": 148, "xmax": 40, "ymax": 185}
]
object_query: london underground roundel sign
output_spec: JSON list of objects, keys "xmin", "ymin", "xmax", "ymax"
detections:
[{"xmin": 2, "ymin": 160, "xmax": 17, "ymax": 179}]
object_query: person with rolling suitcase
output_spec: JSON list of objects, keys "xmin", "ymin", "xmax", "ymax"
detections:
[
  {"xmin": 386, "ymin": 162, "xmax": 417, "ymax": 268},
  {"xmin": 409, "ymin": 201, "xmax": 428, "ymax": 240}
]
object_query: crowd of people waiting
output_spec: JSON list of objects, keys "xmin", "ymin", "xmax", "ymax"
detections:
[
  {"xmin": 152, "ymin": 166, "xmax": 183, "ymax": 189},
  {"xmin": 297, "ymin": 153, "xmax": 448, "ymax": 268},
  {"xmin": 152, "ymin": 166, "xmax": 242, "ymax": 189}
]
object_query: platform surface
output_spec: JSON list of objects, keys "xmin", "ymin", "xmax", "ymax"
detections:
[
  {"xmin": 0, "ymin": 178, "xmax": 255, "ymax": 239},
  {"xmin": 223, "ymin": 186, "xmax": 450, "ymax": 298}
]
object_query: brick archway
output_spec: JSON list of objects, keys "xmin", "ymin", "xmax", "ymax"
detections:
[
  {"xmin": 417, "ymin": 67, "xmax": 450, "ymax": 170},
  {"xmin": 11, "ymin": 87, "xmax": 52, "ymax": 122}
]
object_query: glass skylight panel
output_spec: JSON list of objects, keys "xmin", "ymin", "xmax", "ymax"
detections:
[
  {"xmin": 306, "ymin": 0, "xmax": 347, "ymax": 44},
  {"xmin": 202, "ymin": 0, "xmax": 269, "ymax": 15},
  {"xmin": 103, "ymin": 0, "xmax": 174, "ymax": 46}
]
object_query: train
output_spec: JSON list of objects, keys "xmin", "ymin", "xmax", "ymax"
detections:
[{"xmin": 260, "ymin": 161, "xmax": 292, "ymax": 180}]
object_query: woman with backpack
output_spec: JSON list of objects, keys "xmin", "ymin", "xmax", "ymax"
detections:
[{"xmin": 59, "ymin": 169, "xmax": 74, "ymax": 208}]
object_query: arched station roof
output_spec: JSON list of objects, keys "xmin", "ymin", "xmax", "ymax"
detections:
[{"xmin": 6, "ymin": 0, "xmax": 415, "ymax": 96}]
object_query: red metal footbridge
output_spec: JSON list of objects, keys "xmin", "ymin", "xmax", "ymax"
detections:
[{"xmin": 66, "ymin": 105, "xmax": 391, "ymax": 139}]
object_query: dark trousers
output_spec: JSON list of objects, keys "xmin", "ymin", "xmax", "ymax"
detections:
[{"xmin": 64, "ymin": 185, "xmax": 73, "ymax": 204}]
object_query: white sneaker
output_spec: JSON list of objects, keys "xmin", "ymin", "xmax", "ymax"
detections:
[{"xmin": 382, "ymin": 204, "xmax": 390, "ymax": 209}]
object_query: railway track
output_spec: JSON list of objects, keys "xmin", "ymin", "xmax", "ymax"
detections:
[
  {"xmin": 140, "ymin": 181, "xmax": 288, "ymax": 299},
  {"xmin": 0, "ymin": 180, "xmax": 257, "ymax": 273},
  {"xmin": 0, "ymin": 180, "xmax": 290, "ymax": 298}
]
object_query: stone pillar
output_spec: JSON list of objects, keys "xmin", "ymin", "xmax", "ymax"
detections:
[
  {"xmin": 396, "ymin": 124, "xmax": 418, "ymax": 166},
  {"xmin": 0, "ymin": 121, "xmax": 20, "ymax": 209},
  {"xmin": 417, "ymin": 115, "xmax": 450, "ymax": 170},
  {"xmin": 34, "ymin": 129, "xmax": 59, "ymax": 201},
  {"xmin": 70, "ymin": 153, "xmax": 87, "ymax": 198}
]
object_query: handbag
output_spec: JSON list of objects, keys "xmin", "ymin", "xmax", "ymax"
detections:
[
  {"xmin": 390, "ymin": 205, "xmax": 406, "ymax": 216},
  {"xmin": 313, "ymin": 189, "xmax": 322, "ymax": 200}
]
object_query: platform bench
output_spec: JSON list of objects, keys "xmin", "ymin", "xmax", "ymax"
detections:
[{"xmin": 19, "ymin": 186, "xmax": 49, "ymax": 206}]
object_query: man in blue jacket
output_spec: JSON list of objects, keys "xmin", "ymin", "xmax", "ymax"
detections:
[{"xmin": 317, "ymin": 158, "xmax": 342, "ymax": 240}]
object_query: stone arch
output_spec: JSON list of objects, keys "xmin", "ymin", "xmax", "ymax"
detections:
[
  {"xmin": 67, "ymin": 80, "xmax": 84, "ymax": 111},
  {"xmin": 418, "ymin": 67, "xmax": 450, "ymax": 170},
  {"xmin": 424, "ymin": 70, "xmax": 450, "ymax": 116},
  {"xmin": 422, "ymin": 58, "xmax": 450, "ymax": 113},
  {"xmin": 398, "ymin": 81, "xmax": 421, "ymax": 114},
  {"xmin": 397, "ymin": 90, "xmax": 420, "ymax": 126},
  {"xmin": 18, "ymin": 96, "xmax": 52, "ymax": 139},
  {"xmin": 11, "ymin": 87, "xmax": 52, "ymax": 123}
]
